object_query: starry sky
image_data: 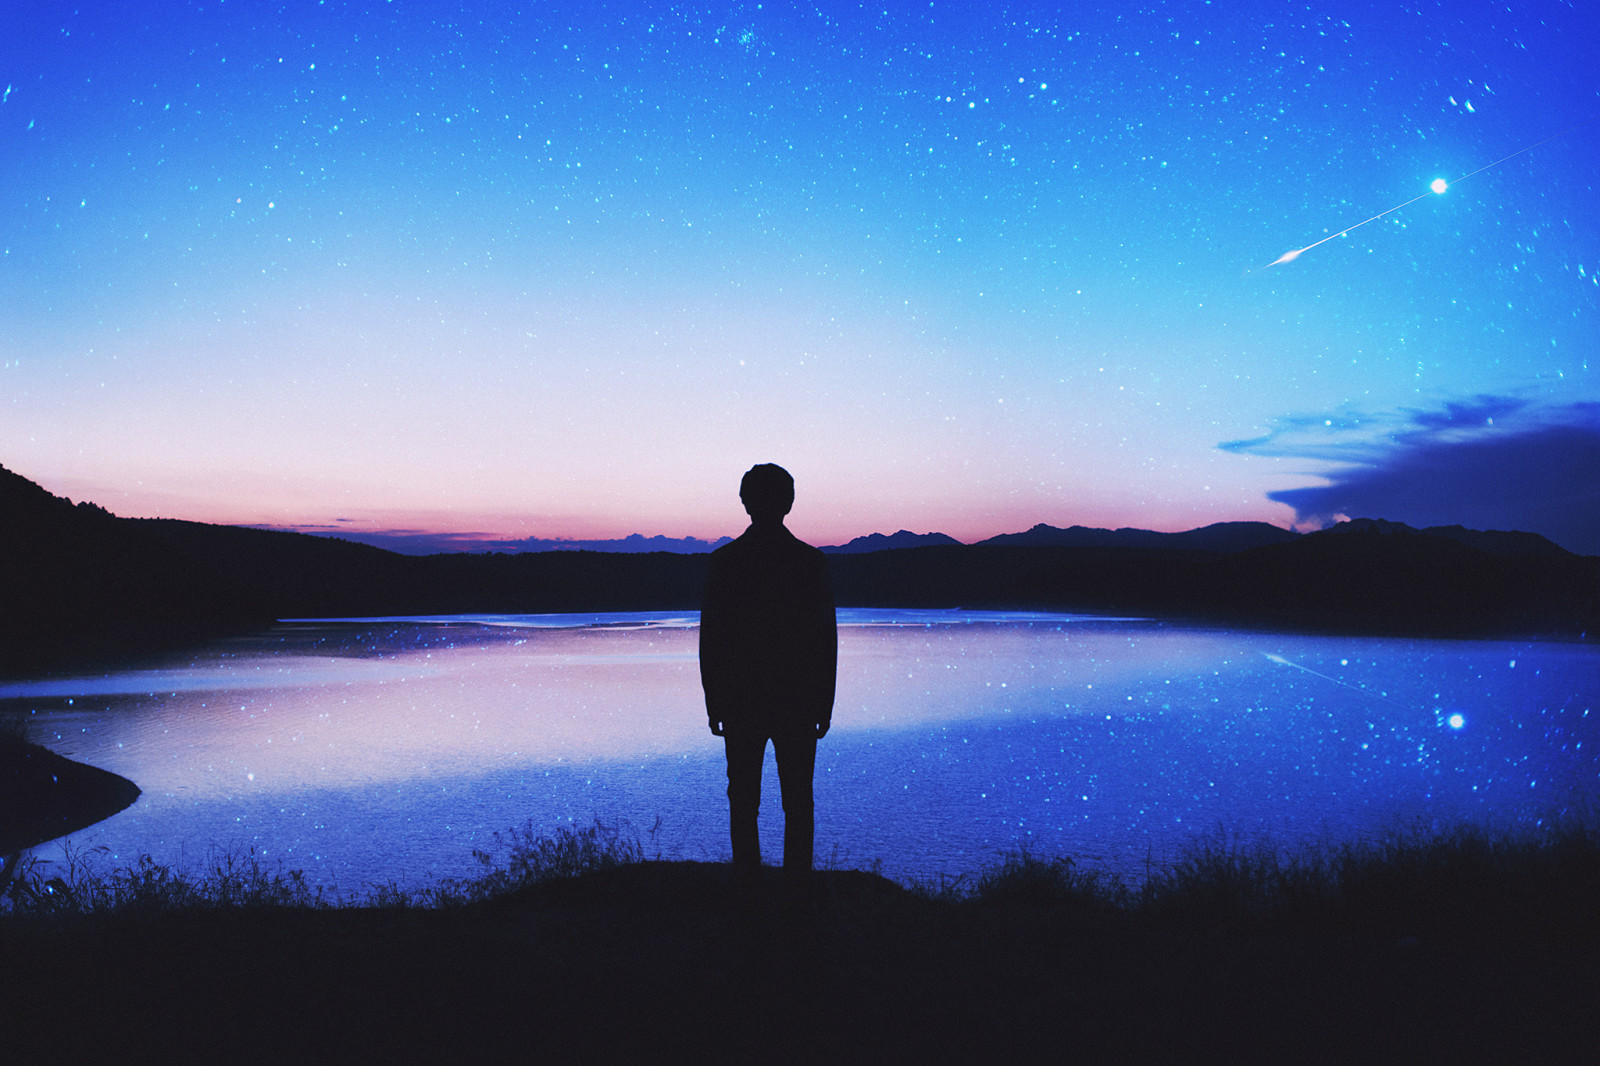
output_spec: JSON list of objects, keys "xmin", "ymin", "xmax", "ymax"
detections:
[{"xmin": 3, "ymin": 1, "xmax": 1597, "ymax": 552}]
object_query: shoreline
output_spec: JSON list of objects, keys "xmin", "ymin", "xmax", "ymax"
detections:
[{"xmin": 5, "ymin": 601, "xmax": 1593, "ymax": 684}]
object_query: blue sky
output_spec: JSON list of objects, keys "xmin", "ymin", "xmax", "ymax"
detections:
[{"xmin": 3, "ymin": 1, "xmax": 1596, "ymax": 550}]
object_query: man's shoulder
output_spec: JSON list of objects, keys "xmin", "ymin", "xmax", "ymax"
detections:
[
  {"xmin": 708, "ymin": 531, "xmax": 757, "ymax": 563},
  {"xmin": 772, "ymin": 529, "xmax": 828, "ymax": 565},
  {"xmin": 708, "ymin": 526, "xmax": 826, "ymax": 571},
  {"xmin": 705, "ymin": 532, "xmax": 752, "ymax": 578},
  {"xmin": 716, "ymin": 525, "xmax": 819, "ymax": 550}
]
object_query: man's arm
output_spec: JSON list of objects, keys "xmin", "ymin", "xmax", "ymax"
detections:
[
  {"xmin": 811, "ymin": 548, "xmax": 837, "ymax": 738},
  {"xmin": 699, "ymin": 552, "xmax": 730, "ymax": 736}
]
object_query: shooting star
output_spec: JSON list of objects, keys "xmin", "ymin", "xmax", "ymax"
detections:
[
  {"xmin": 1261, "ymin": 651, "xmax": 1413, "ymax": 710},
  {"xmin": 1259, "ymin": 115, "xmax": 1599, "ymax": 271}
]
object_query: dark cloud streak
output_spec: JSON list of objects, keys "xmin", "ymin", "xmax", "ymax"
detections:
[
  {"xmin": 1408, "ymin": 395, "xmax": 1527, "ymax": 430},
  {"xmin": 1231, "ymin": 400, "xmax": 1600, "ymax": 554}
]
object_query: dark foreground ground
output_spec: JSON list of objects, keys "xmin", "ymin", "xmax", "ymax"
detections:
[{"xmin": 5, "ymin": 850, "xmax": 1597, "ymax": 1064}]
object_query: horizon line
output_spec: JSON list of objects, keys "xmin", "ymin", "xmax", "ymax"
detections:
[{"xmin": 247, "ymin": 517, "xmax": 1318, "ymax": 557}]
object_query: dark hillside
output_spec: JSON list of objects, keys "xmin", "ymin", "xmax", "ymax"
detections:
[
  {"xmin": 1201, "ymin": 523, "xmax": 1597, "ymax": 634},
  {"xmin": 133, "ymin": 518, "xmax": 415, "ymax": 615},
  {"xmin": 1, "ymin": 469, "xmax": 269, "ymax": 669},
  {"xmin": 3, "ymin": 463, "xmax": 1593, "ymax": 674},
  {"xmin": 2, "ymin": 466, "xmax": 717, "ymax": 673},
  {"xmin": 974, "ymin": 519, "xmax": 1302, "ymax": 552},
  {"xmin": 132, "ymin": 520, "xmax": 712, "ymax": 617},
  {"xmin": 827, "ymin": 528, "xmax": 1597, "ymax": 637}
]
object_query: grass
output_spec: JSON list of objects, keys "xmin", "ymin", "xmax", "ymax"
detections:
[
  {"xmin": 1134, "ymin": 820, "xmax": 1600, "ymax": 930},
  {"xmin": 6, "ymin": 816, "xmax": 1597, "ymax": 922},
  {"xmin": 1, "ymin": 818, "xmax": 657, "ymax": 916},
  {"xmin": 2, "ymin": 842, "xmax": 330, "ymax": 915},
  {"xmin": 368, "ymin": 817, "xmax": 655, "ymax": 908},
  {"xmin": 3, "ymin": 819, "xmax": 1596, "ymax": 1061}
]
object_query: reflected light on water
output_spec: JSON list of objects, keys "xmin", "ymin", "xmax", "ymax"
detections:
[
  {"xmin": 3, "ymin": 610, "xmax": 1596, "ymax": 890},
  {"xmin": 0, "ymin": 610, "xmax": 1149, "ymax": 799},
  {"xmin": 6, "ymin": 629, "xmax": 712, "ymax": 796}
]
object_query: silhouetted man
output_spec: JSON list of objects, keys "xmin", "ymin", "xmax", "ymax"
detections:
[{"xmin": 700, "ymin": 464, "xmax": 837, "ymax": 879}]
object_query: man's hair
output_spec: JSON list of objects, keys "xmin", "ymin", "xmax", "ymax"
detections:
[{"xmin": 739, "ymin": 463, "xmax": 795, "ymax": 518}]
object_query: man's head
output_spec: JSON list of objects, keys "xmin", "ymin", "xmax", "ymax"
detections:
[{"xmin": 739, "ymin": 463, "xmax": 795, "ymax": 523}]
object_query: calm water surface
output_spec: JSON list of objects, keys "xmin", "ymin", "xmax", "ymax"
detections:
[{"xmin": 3, "ymin": 610, "xmax": 1596, "ymax": 889}]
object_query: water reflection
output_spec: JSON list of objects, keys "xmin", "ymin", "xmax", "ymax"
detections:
[
  {"xmin": 2, "ymin": 626, "xmax": 711, "ymax": 795},
  {"xmin": 2, "ymin": 611, "xmax": 1595, "ymax": 889}
]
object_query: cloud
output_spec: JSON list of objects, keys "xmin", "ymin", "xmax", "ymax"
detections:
[
  {"xmin": 1408, "ymin": 395, "xmax": 1527, "ymax": 431},
  {"xmin": 1223, "ymin": 398, "xmax": 1600, "ymax": 554},
  {"xmin": 1219, "ymin": 408, "xmax": 1401, "ymax": 462}
]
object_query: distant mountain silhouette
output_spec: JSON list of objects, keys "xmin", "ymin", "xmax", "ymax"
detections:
[
  {"xmin": 824, "ymin": 521, "xmax": 1595, "ymax": 638},
  {"xmin": 975, "ymin": 521, "xmax": 1302, "ymax": 553},
  {"xmin": 822, "ymin": 530, "xmax": 964, "ymax": 554},
  {"xmin": 822, "ymin": 521, "xmax": 1303, "ymax": 555},
  {"xmin": 508, "ymin": 533, "xmax": 733, "ymax": 554},
  {"xmin": 1193, "ymin": 520, "xmax": 1587, "ymax": 633},
  {"xmin": 262, "ymin": 527, "xmax": 735, "ymax": 556},
  {"xmin": 2, "ymin": 462, "xmax": 1593, "ymax": 674},
  {"xmin": 1316, "ymin": 517, "xmax": 1572, "ymax": 557},
  {"xmin": 266, "ymin": 517, "xmax": 1574, "ymax": 559}
]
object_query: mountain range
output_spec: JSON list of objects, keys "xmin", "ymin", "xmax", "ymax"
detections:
[
  {"xmin": 281, "ymin": 517, "xmax": 1576, "ymax": 559},
  {"xmin": 2, "ymin": 462, "xmax": 1594, "ymax": 675},
  {"xmin": 954, "ymin": 518, "xmax": 1575, "ymax": 557}
]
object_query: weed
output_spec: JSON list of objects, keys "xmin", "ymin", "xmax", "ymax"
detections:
[
  {"xmin": 2, "ymin": 841, "xmax": 332, "ymax": 916},
  {"xmin": 3, "ymin": 816, "xmax": 1594, "ymax": 930},
  {"xmin": 971, "ymin": 848, "xmax": 1130, "ymax": 909}
]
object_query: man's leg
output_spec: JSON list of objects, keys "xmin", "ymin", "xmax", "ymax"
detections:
[
  {"xmin": 724, "ymin": 731, "xmax": 767, "ymax": 869},
  {"xmin": 771, "ymin": 730, "xmax": 818, "ymax": 873}
]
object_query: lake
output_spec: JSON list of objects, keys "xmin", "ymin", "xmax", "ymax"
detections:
[{"xmin": 3, "ymin": 610, "xmax": 1596, "ymax": 891}]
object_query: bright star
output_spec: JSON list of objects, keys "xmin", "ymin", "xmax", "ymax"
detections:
[{"xmin": 1430, "ymin": 178, "xmax": 1448, "ymax": 194}]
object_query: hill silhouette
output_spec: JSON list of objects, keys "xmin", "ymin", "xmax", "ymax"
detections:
[
  {"xmin": 821, "ymin": 529, "xmax": 964, "ymax": 553},
  {"xmin": 972, "ymin": 519, "xmax": 1302, "ymax": 553},
  {"xmin": 2, "ymin": 464, "xmax": 1593, "ymax": 675}
]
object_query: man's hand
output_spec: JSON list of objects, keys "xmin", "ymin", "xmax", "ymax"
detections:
[
  {"xmin": 709, "ymin": 718, "xmax": 725, "ymax": 737},
  {"xmin": 815, "ymin": 719, "xmax": 830, "ymax": 740}
]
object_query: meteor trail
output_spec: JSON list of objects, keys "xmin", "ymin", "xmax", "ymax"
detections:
[
  {"xmin": 1259, "ymin": 114, "xmax": 1600, "ymax": 270},
  {"xmin": 1261, "ymin": 652, "xmax": 1413, "ymax": 710}
]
